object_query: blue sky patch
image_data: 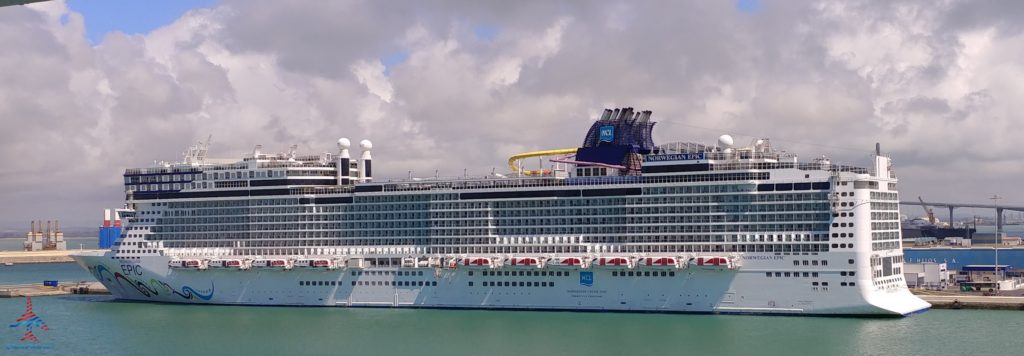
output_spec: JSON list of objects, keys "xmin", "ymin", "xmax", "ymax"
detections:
[
  {"xmin": 736, "ymin": 0, "xmax": 761, "ymax": 14},
  {"xmin": 381, "ymin": 51, "xmax": 409, "ymax": 76},
  {"xmin": 473, "ymin": 24, "xmax": 499, "ymax": 41},
  {"xmin": 67, "ymin": 0, "xmax": 217, "ymax": 44}
]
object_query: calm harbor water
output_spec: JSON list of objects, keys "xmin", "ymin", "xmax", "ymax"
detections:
[{"xmin": 1, "ymin": 264, "xmax": 1024, "ymax": 355}]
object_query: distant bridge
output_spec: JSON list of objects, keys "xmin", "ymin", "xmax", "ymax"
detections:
[{"xmin": 900, "ymin": 200, "xmax": 1024, "ymax": 236}]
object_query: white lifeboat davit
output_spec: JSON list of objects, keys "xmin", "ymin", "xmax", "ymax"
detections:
[
  {"xmin": 294, "ymin": 258, "xmax": 336, "ymax": 269},
  {"xmin": 506, "ymin": 257, "xmax": 545, "ymax": 268},
  {"xmin": 547, "ymin": 256, "xmax": 589, "ymax": 268},
  {"xmin": 401, "ymin": 257, "xmax": 417, "ymax": 268},
  {"xmin": 691, "ymin": 256, "xmax": 737, "ymax": 270},
  {"xmin": 593, "ymin": 257, "xmax": 634, "ymax": 269},
  {"xmin": 168, "ymin": 259, "xmax": 206, "ymax": 270},
  {"xmin": 640, "ymin": 257, "xmax": 682, "ymax": 269},
  {"xmin": 208, "ymin": 258, "xmax": 249, "ymax": 270},
  {"xmin": 459, "ymin": 257, "xmax": 498, "ymax": 269},
  {"xmin": 252, "ymin": 258, "xmax": 293, "ymax": 270}
]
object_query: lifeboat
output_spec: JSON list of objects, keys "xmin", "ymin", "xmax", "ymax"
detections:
[
  {"xmin": 294, "ymin": 258, "xmax": 336, "ymax": 269},
  {"xmin": 640, "ymin": 257, "xmax": 681, "ymax": 269},
  {"xmin": 547, "ymin": 256, "xmax": 589, "ymax": 268},
  {"xmin": 506, "ymin": 257, "xmax": 545, "ymax": 268},
  {"xmin": 691, "ymin": 256, "xmax": 736, "ymax": 269},
  {"xmin": 168, "ymin": 259, "xmax": 206, "ymax": 270},
  {"xmin": 208, "ymin": 259, "xmax": 250, "ymax": 270},
  {"xmin": 459, "ymin": 257, "xmax": 497, "ymax": 268},
  {"xmin": 401, "ymin": 257, "xmax": 418, "ymax": 268},
  {"xmin": 252, "ymin": 258, "xmax": 293, "ymax": 270},
  {"xmin": 593, "ymin": 257, "xmax": 634, "ymax": 269}
]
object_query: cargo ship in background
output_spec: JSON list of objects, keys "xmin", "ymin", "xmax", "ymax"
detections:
[
  {"xmin": 97, "ymin": 208, "xmax": 134, "ymax": 249},
  {"xmin": 900, "ymin": 197, "xmax": 975, "ymax": 242},
  {"xmin": 900, "ymin": 218, "xmax": 975, "ymax": 241},
  {"xmin": 71, "ymin": 107, "xmax": 929, "ymax": 316}
]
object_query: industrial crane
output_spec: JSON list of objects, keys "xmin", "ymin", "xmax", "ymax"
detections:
[{"xmin": 918, "ymin": 196, "xmax": 937, "ymax": 224}]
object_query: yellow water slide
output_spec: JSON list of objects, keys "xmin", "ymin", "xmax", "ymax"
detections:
[{"xmin": 508, "ymin": 148, "xmax": 578, "ymax": 176}]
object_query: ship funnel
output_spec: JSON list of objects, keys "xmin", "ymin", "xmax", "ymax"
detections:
[
  {"xmin": 600, "ymin": 109, "xmax": 612, "ymax": 121},
  {"xmin": 337, "ymin": 138, "xmax": 352, "ymax": 185},
  {"xmin": 360, "ymin": 139, "xmax": 373, "ymax": 183}
]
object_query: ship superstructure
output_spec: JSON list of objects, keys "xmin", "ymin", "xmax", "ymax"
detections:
[{"xmin": 73, "ymin": 108, "xmax": 929, "ymax": 316}]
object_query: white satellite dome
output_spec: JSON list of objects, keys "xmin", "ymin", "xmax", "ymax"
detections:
[
  {"xmin": 718, "ymin": 134, "xmax": 734, "ymax": 148},
  {"xmin": 360, "ymin": 139, "xmax": 373, "ymax": 150},
  {"xmin": 337, "ymin": 137, "xmax": 351, "ymax": 148}
]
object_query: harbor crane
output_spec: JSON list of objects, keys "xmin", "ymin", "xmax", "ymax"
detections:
[{"xmin": 918, "ymin": 196, "xmax": 937, "ymax": 224}]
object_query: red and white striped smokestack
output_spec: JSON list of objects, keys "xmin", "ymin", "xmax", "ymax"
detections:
[
  {"xmin": 103, "ymin": 209, "xmax": 111, "ymax": 227},
  {"xmin": 113, "ymin": 211, "xmax": 122, "ymax": 227}
]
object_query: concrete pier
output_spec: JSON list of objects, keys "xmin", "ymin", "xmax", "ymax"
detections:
[
  {"xmin": 917, "ymin": 294, "xmax": 1024, "ymax": 310},
  {"xmin": 0, "ymin": 249, "xmax": 105, "ymax": 264},
  {"xmin": 0, "ymin": 282, "xmax": 108, "ymax": 298}
]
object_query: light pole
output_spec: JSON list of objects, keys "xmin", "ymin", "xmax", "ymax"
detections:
[{"xmin": 990, "ymin": 194, "xmax": 1002, "ymax": 285}]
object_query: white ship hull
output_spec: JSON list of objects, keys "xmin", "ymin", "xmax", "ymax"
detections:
[{"xmin": 73, "ymin": 252, "xmax": 929, "ymax": 316}]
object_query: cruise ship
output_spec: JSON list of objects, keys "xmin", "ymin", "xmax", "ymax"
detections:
[{"xmin": 72, "ymin": 108, "xmax": 930, "ymax": 316}]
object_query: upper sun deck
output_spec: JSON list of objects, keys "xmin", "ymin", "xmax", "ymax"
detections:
[{"xmin": 119, "ymin": 107, "xmax": 891, "ymax": 200}]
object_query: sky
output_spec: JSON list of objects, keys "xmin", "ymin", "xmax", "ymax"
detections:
[{"xmin": 0, "ymin": 0, "xmax": 1022, "ymax": 228}]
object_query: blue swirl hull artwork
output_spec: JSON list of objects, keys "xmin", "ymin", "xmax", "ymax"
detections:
[
  {"xmin": 91, "ymin": 264, "xmax": 214, "ymax": 301},
  {"xmin": 70, "ymin": 253, "xmax": 216, "ymax": 303}
]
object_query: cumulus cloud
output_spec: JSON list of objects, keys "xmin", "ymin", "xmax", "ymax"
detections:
[{"xmin": 0, "ymin": 0, "xmax": 1022, "ymax": 227}]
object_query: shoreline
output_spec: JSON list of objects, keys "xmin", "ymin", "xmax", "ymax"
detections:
[{"xmin": 0, "ymin": 249, "xmax": 104, "ymax": 264}]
